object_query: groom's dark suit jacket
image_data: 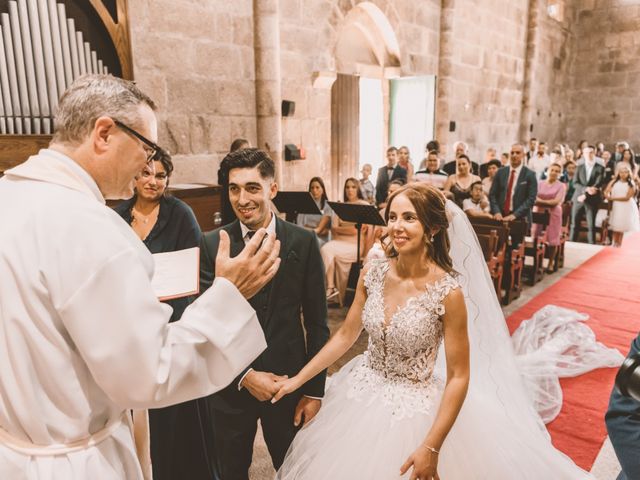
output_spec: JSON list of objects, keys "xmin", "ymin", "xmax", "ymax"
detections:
[{"xmin": 199, "ymin": 217, "xmax": 329, "ymax": 411}]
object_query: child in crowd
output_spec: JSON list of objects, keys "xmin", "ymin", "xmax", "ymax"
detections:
[
  {"xmin": 359, "ymin": 163, "xmax": 375, "ymax": 204},
  {"xmin": 605, "ymin": 163, "xmax": 640, "ymax": 247}
]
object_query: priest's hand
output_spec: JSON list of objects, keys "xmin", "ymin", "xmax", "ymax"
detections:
[
  {"xmin": 293, "ymin": 397, "xmax": 321, "ymax": 427},
  {"xmin": 241, "ymin": 370, "xmax": 288, "ymax": 402},
  {"xmin": 216, "ymin": 229, "xmax": 281, "ymax": 299}
]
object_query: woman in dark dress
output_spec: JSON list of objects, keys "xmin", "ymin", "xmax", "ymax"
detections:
[
  {"xmin": 444, "ymin": 154, "xmax": 481, "ymax": 208},
  {"xmin": 115, "ymin": 152, "xmax": 212, "ymax": 480}
]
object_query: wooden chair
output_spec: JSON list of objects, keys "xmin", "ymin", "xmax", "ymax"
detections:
[
  {"xmin": 470, "ymin": 218, "xmax": 521, "ymax": 305},
  {"xmin": 524, "ymin": 211, "xmax": 550, "ymax": 285},
  {"xmin": 557, "ymin": 202, "xmax": 572, "ymax": 269},
  {"xmin": 504, "ymin": 219, "xmax": 527, "ymax": 304}
]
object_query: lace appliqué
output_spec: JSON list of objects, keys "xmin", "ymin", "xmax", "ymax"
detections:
[{"xmin": 347, "ymin": 259, "xmax": 460, "ymax": 420}]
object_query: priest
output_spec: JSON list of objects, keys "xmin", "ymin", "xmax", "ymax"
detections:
[{"xmin": 0, "ymin": 75, "xmax": 279, "ymax": 479}]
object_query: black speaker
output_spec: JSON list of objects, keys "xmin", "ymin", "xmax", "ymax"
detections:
[
  {"xmin": 284, "ymin": 144, "xmax": 302, "ymax": 161},
  {"xmin": 282, "ymin": 100, "xmax": 296, "ymax": 117},
  {"xmin": 449, "ymin": 121, "xmax": 456, "ymax": 132}
]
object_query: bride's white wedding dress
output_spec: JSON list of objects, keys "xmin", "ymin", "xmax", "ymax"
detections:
[{"xmin": 276, "ymin": 201, "xmax": 603, "ymax": 479}]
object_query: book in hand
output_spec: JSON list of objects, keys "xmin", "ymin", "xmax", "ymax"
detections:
[{"xmin": 151, "ymin": 247, "xmax": 200, "ymax": 301}]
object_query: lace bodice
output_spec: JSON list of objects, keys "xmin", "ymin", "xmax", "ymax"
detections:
[
  {"xmin": 362, "ymin": 258, "xmax": 459, "ymax": 382},
  {"xmin": 345, "ymin": 258, "xmax": 460, "ymax": 418}
]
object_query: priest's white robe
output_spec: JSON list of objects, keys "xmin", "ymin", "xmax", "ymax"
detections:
[{"xmin": 0, "ymin": 149, "xmax": 267, "ymax": 479}]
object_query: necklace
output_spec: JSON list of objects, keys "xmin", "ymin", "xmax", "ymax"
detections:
[{"xmin": 132, "ymin": 204, "xmax": 159, "ymax": 225}]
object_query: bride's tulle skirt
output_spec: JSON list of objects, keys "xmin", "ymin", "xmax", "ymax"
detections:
[{"xmin": 276, "ymin": 355, "xmax": 593, "ymax": 480}]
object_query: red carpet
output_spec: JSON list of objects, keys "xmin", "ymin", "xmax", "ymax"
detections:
[{"xmin": 506, "ymin": 233, "xmax": 640, "ymax": 470}]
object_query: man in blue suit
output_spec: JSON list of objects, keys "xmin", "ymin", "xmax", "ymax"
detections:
[{"xmin": 489, "ymin": 143, "xmax": 538, "ymax": 225}]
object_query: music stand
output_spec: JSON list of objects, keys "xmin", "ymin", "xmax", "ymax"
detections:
[
  {"xmin": 273, "ymin": 191, "xmax": 322, "ymax": 223},
  {"xmin": 328, "ymin": 202, "xmax": 386, "ymax": 305}
]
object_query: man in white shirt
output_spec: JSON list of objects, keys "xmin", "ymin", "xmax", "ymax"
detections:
[
  {"xmin": 0, "ymin": 75, "xmax": 279, "ymax": 480},
  {"xmin": 529, "ymin": 141, "xmax": 551, "ymax": 180}
]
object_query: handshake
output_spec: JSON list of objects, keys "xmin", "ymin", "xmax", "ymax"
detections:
[{"xmin": 241, "ymin": 370, "xmax": 319, "ymax": 427}]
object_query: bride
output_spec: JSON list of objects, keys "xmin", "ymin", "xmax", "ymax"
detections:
[{"xmin": 272, "ymin": 183, "xmax": 595, "ymax": 479}]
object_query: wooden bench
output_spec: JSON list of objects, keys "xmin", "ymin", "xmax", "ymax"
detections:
[
  {"xmin": 470, "ymin": 218, "xmax": 525, "ymax": 305},
  {"xmin": 556, "ymin": 202, "xmax": 572, "ymax": 269},
  {"xmin": 524, "ymin": 211, "xmax": 550, "ymax": 285},
  {"xmin": 476, "ymin": 229, "xmax": 501, "ymax": 299}
]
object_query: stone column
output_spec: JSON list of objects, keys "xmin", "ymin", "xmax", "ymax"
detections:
[
  {"xmin": 253, "ymin": 0, "xmax": 283, "ymax": 185},
  {"xmin": 519, "ymin": 0, "xmax": 539, "ymax": 142},
  {"xmin": 435, "ymin": 0, "xmax": 454, "ymax": 157}
]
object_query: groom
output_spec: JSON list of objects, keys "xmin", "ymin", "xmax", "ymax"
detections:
[{"xmin": 200, "ymin": 148, "xmax": 329, "ymax": 479}]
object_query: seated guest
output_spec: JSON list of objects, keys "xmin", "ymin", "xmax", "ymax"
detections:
[
  {"xmin": 443, "ymin": 141, "xmax": 480, "ymax": 175},
  {"xmin": 570, "ymin": 146, "xmax": 606, "ymax": 244},
  {"xmin": 532, "ymin": 163, "xmax": 566, "ymax": 272},
  {"xmin": 115, "ymin": 153, "xmax": 208, "ymax": 480},
  {"xmin": 420, "ymin": 139, "xmax": 441, "ymax": 169},
  {"xmin": 463, "ymin": 181, "xmax": 492, "ymax": 219},
  {"xmin": 564, "ymin": 160, "xmax": 577, "ymax": 202},
  {"xmin": 378, "ymin": 178, "xmax": 405, "ymax": 210},
  {"xmin": 564, "ymin": 147, "xmax": 575, "ymax": 165},
  {"xmin": 482, "ymin": 159, "xmax": 502, "ymax": 196},
  {"xmin": 479, "ymin": 147, "xmax": 498, "ymax": 178},
  {"xmin": 366, "ymin": 183, "xmax": 404, "ymax": 262},
  {"xmin": 375, "ymin": 146, "xmax": 407, "ymax": 206},
  {"xmin": 321, "ymin": 178, "xmax": 371, "ymax": 305},
  {"xmin": 359, "ymin": 163, "xmax": 375, "ymax": 204},
  {"xmin": 413, "ymin": 150, "xmax": 448, "ymax": 189},
  {"xmin": 444, "ymin": 154, "xmax": 481, "ymax": 208},
  {"xmin": 613, "ymin": 141, "xmax": 629, "ymax": 163},
  {"xmin": 619, "ymin": 148, "xmax": 639, "ymax": 181},
  {"xmin": 397, "ymin": 145, "xmax": 415, "ymax": 178},
  {"xmin": 489, "ymin": 143, "xmax": 537, "ymax": 226},
  {"xmin": 297, "ymin": 176, "xmax": 333, "ymax": 247},
  {"xmin": 602, "ymin": 150, "xmax": 615, "ymax": 184}
]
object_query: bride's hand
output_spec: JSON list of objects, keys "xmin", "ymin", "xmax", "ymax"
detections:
[
  {"xmin": 271, "ymin": 376, "xmax": 303, "ymax": 404},
  {"xmin": 399, "ymin": 445, "xmax": 439, "ymax": 480}
]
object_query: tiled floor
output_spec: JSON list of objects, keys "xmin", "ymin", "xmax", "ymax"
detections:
[{"xmin": 248, "ymin": 241, "xmax": 623, "ymax": 480}]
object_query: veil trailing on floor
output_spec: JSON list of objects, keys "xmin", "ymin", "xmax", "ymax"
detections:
[{"xmin": 434, "ymin": 201, "xmax": 613, "ymax": 478}]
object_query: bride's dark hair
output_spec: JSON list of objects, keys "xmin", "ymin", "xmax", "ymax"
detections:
[{"xmin": 382, "ymin": 183, "xmax": 453, "ymax": 273}]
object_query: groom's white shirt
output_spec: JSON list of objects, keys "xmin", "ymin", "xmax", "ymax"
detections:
[{"xmin": 0, "ymin": 149, "xmax": 266, "ymax": 479}]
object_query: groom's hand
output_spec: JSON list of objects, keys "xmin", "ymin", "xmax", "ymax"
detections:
[
  {"xmin": 241, "ymin": 370, "xmax": 287, "ymax": 402},
  {"xmin": 293, "ymin": 397, "xmax": 321, "ymax": 427}
]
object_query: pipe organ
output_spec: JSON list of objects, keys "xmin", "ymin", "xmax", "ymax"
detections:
[{"xmin": 0, "ymin": 0, "xmax": 132, "ymax": 171}]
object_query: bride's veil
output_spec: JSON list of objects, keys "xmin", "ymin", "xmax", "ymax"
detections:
[{"xmin": 435, "ymin": 201, "xmax": 549, "ymax": 434}]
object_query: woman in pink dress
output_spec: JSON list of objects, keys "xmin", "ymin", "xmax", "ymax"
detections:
[{"xmin": 532, "ymin": 163, "xmax": 566, "ymax": 273}]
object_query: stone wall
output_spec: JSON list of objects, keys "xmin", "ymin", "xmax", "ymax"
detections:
[
  {"xmin": 564, "ymin": 0, "xmax": 640, "ymax": 150},
  {"xmin": 128, "ymin": 0, "xmax": 257, "ymax": 184},
  {"xmin": 520, "ymin": 0, "xmax": 574, "ymax": 148},
  {"xmin": 126, "ymin": 0, "xmax": 640, "ymax": 187},
  {"xmin": 435, "ymin": 0, "xmax": 529, "ymax": 163}
]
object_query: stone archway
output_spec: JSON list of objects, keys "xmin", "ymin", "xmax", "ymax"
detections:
[{"xmin": 330, "ymin": 1, "xmax": 401, "ymax": 198}]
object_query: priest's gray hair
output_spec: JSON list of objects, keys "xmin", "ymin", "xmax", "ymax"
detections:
[{"xmin": 52, "ymin": 74, "xmax": 156, "ymax": 145}]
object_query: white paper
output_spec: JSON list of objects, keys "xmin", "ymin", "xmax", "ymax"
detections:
[{"xmin": 151, "ymin": 247, "xmax": 200, "ymax": 301}]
